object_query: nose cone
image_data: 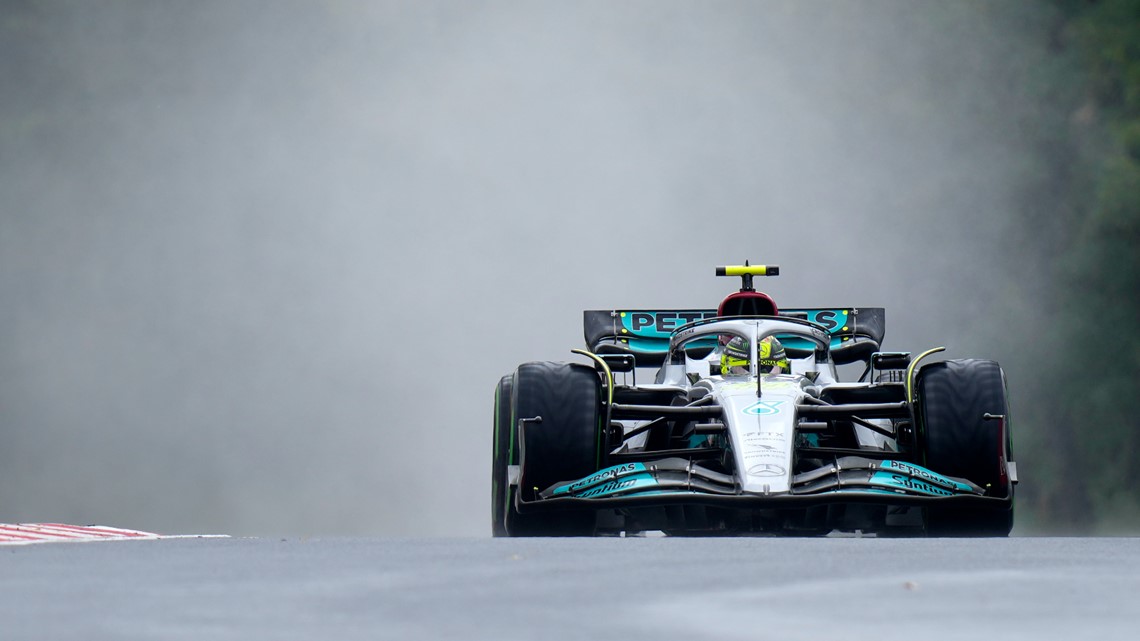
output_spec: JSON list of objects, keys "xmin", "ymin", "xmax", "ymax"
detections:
[{"xmin": 716, "ymin": 377, "xmax": 800, "ymax": 494}]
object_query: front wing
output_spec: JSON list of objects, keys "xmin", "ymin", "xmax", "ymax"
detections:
[{"xmin": 520, "ymin": 456, "xmax": 1007, "ymax": 513}]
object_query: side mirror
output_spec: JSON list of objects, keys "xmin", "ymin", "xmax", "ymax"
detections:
[
  {"xmin": 598, "ymin": 353, "xmax": 636, "ymax": 373},
  {"xmin": 870, "ymin": 351, "xmax": 911, "ymax": 383},
  {"xmin": 872, "ymin": 352, "xmax": 911, "ymax": 371}
]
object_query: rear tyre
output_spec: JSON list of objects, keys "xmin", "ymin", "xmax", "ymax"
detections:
[
  {"xmin": 507, "ymin": 361, "xmax": 603, "ymax": 537},
  {"xmin": 491, "ymin": 375, "xmax": 513, "ymax": 537},
  {"xmin": 917, "ymin": 359, "xmax": 1014, "ymax": 537}
]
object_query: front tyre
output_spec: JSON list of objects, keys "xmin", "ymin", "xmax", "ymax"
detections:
[
  {"xmin": 507, "ymin": 361, "xmax": 604, "ymax": 537},
  {"xmin": 917, "ymin": 359, "xmax": 1014, "ymax": 537},
  {"xmin": 491, "ymin": 375, "xmax": 513, "ymax": 537}
]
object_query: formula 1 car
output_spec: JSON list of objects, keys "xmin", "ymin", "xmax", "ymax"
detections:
[{"xmin": 491, "ymin": 265, "xmax": 1017, "ymax": 537}]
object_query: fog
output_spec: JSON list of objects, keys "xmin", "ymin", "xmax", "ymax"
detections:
[{"xmin": 1, "ymin": 2, "xmax": 1052, "ymax": 536}]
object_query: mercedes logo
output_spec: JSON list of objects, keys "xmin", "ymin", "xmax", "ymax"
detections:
[{"xmin": 748, "ymin": 463, "xmax": 786, "ymax": 477}]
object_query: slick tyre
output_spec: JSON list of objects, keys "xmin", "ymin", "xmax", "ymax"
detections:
[
  {"xmin": 491, "ymin": 375, "xmax": 513, "ymax": 537},
  {"xmin": 507, "ymin": 361, "xmax": 604, "ymax": 537},
  {"xmin": 917, "ymin": 359, "xmax": 1014, "ymax": 537}
]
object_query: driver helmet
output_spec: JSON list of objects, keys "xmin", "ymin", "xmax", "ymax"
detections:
[{"xmin": 720, "ymin": 335, "xmax": 789, "ymax": 376}]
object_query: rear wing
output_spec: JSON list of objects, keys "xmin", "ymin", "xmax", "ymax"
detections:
[{"xmin": 583, "ymin": 308, "xmax": 885, "ymax": 368}]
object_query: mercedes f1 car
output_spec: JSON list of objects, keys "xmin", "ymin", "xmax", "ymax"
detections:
[{"xmin": 491, "ymin": 265, "xmax": 1017, "ymax": 537}]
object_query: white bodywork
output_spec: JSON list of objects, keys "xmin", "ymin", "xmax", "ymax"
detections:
[
  {"xmin": 704, "ymin": 375, "xmax": 808, "ymax": 494},
  {"xmin": 620, "ymin": 317, "xmax": 895, "ymax": 495}
]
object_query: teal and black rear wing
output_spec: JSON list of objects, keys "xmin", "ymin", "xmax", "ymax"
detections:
[{"xmin": 583, "ymin": 308, "xmax": 886, "ymax": 368}]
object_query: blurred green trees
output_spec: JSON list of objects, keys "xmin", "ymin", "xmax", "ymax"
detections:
[{"xmin": 1032, "ymin": 0, "xmax": 1140, "ymax": 532}]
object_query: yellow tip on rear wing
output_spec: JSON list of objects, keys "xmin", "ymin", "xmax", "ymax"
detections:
[{"xmin": 716, "ymin": 264, "xmax": 780, "ymax": 277}]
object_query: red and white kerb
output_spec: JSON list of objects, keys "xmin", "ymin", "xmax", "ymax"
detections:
[{"xmin": 0, "ymin": 523, "xmax": 161, "ymax": 545}]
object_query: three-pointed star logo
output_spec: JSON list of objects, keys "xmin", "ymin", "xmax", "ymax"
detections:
[{"xmin": 744, "ymin": 400, "xmax": 785, "ymax": 416}]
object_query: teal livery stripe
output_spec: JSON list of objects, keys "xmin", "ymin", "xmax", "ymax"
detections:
[
  {"xmin": 570, "ymin": 473, "xmax": 659, "ymax": 499},
  {"xmin": 877, "ymin": 460, "xmax": 978, "ymax": 493},
  {"xmin": 868, "ymin": 471, "xmax": 956, "ymax": 496},
  {"xmin": 551, "ymin": 463, "xmax": 649, "ymax": 497}
]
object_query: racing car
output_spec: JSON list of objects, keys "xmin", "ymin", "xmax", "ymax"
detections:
[{"xmin": 491, "ymin": 264, "xmax": 1017, "ymax": 537}]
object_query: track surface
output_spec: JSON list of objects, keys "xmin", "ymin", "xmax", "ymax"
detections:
[{"xmin": 1, "ymin": 536, "xmax": 1136, "ymax": 640}]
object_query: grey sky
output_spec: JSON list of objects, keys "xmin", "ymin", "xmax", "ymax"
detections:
[{"xmin": 1, "ymin": 2, "xmax": 1051, "ymax": 535}]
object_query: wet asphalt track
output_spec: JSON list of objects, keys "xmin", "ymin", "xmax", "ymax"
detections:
[{"xmin": 1, "ymin": 536, "xmax": 1137, "ymax": 641}]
